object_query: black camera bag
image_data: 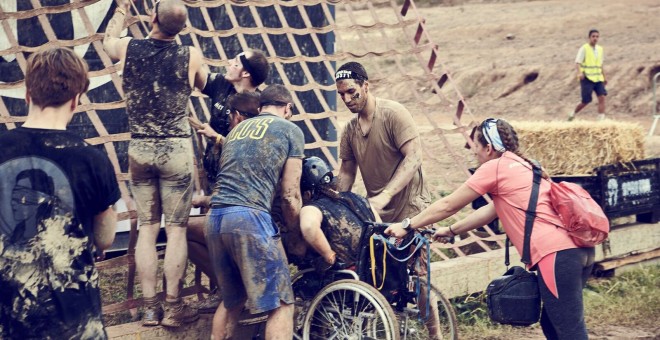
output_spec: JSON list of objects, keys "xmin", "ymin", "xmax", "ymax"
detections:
[
  {"xmin": 485, "ymin": 166, "xmax": 542, "ymax": 326},
  {"xmin": 486, "ymin": 265, "xmax": 540, "ymax": 326}
]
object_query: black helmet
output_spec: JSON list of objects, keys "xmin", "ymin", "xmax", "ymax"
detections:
[{"xmin": 301, "ymin": 156, "xmax": 333, "ymax": 192}]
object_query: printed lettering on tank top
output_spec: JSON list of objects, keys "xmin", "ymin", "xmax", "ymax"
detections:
[{"xmin": 214, "ymin": 101, "xmax": 230, "ymax": 116}]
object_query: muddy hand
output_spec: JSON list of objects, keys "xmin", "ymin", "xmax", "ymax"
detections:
[
  {"xmin": 188, "ymin": 116, "xmax": 205, "ymax": 130},
  {"xmin": 384, "ymin": 223, "xmax": 407, "ymax": 238},
  {"xmin": 368, "ymin": 193, "xmax": 390, "ymax": 215}
]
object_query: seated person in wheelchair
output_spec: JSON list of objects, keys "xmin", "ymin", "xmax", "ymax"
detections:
[
  {"xmin": 298, "ymin": 157, "xmax": 445, "ymax": 340},
  {"xmin": 297, "ymin": 156, "xmax": 381, "ymax": 272}
]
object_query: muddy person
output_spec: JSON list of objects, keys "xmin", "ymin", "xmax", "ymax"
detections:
[
  {"xmin": 569, "ymin": 29, "xmax": 608, "ymax": 121},
  {"xmin": 190, "ymin": 48, "xmax": 269, "ymax": 203},
  {"xmin": 298, "ymin": 156, "xmax": 381, "ymax": 272},
  {"xmin": 386, "ymin": 118, "xmax": 595, "ymax": 340},
  {"xmin": 0, "ymin": 47, "xmax": 120, "ymax": 338},
  {"xmin": 185, "ymin": 91, "xmax": 261, "ymax": 314},
  {"xmin": 334, "ymin": 61, "xmax": 443, "ymax": 338},
  {"xmin": 206, "ymin": 84, "xmax": 303, "ymax": 340},
  {"xmin": 185, "ymin": 47, "xmax": 268, "ymax": 313},
  {"xmin": 103, "ymin": 0, "xmax": 208, "ymax": 327}
]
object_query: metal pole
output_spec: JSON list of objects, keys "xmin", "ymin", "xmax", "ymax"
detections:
[{"xmin": 649, "ymin": 72, "xmax": 660, "ymax": 137}]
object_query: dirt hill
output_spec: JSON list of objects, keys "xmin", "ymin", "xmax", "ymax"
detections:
[
  {"xmin": 336, "ymin": 0, "xmax": 659, "ymax": 194},
  {"xmin": 418, "ymin": 0, "xmax": 660, "ymax": 123}
]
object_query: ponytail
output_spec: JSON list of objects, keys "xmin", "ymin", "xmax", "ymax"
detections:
[{"xmin": 496, "ymin": 119, "xmax": 550, "ymax": 180}]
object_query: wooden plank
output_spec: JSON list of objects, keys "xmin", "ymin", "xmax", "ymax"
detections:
[
  {"xmin": 102, "ymin": 286, "xmax": 208, "ymax": 315},
  {"xmin": 594, "ymin": 223, "xmax": 660, "ymax": 262},
  {"xmin": 429, "ymin": 246, "xmax": 525, "ymax": 299},
  {"xmin": 595, "ymin": 248, "xmax": 660, "ymax": 272},
  {"xmin": 430, "ymin": 222, "xmax": 660, "ymax": 299},
  {"xmin": 107, "ymin": 312, "xmax": 265, "ymax": 339},
  {"xmin": 107, "ymin": 315, "xmax": 213, "ymax": 339}
]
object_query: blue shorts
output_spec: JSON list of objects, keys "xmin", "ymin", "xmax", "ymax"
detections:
[
  {"xmin": 580, "ymin": 78, "xmax": 607, "ymax": 104},
  {"xmin": 205, "ymin": 206, "xmax": 294, "ymax": 313}
]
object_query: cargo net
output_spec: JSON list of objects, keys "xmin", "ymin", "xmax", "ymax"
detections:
[{"xmin": 0, "ymin": 0, "xmax": 506, "ymax": 313}]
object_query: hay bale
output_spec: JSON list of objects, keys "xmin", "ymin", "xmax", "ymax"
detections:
[{"xmin": 511, "ymin": 120, "xmax": 645, "ymax": 175}]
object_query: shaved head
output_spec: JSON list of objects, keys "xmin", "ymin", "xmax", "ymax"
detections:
[{"xmin": 156, "ymin": 0, "xmax": 187, "ymax": 37}]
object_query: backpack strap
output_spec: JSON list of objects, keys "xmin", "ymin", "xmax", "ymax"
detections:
[{"xmin": 520, "ymin": 166, "xmax": 542, "ymax": 264}]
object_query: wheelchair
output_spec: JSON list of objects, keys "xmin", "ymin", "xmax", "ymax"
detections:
[{"xmin": 290, "ymin": 222, "xmax": 458, "ymax": 340}]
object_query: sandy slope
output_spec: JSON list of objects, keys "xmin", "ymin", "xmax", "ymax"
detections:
[
  {"xmin": 419, "ymin": 0, "xmax": 660, "ymax": 122},
  {"xmin": 335, "ymin": 0, "xmax": 659, "ymax": 193}
]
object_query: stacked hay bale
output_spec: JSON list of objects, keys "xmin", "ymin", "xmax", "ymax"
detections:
[{"xmin": 512, "ymin": 120, "xmax": 646, "ymax": 175}]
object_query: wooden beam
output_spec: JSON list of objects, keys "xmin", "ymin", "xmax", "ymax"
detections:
[
  {"xmin": 594, "ymin": 248, "xmax": 660, "ymax": 272},
  {"xmin": 594, "ymin": 223, "xmax": 660, "ymax": 262},
  {"xmin": 430, "ymin": 222, "xmax": 660, "ymax": 299}
]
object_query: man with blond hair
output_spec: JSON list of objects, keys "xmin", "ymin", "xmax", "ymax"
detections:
[{"xmin": 103, "ymin": 0, "xmax": 207, "ymax": 327}]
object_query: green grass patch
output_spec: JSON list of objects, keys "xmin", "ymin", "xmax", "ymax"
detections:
[
  {"xmin": 450, "ymin": 264, "xmax": 660, "ymax": 339},
  {"xmin": 584, "ymin": 264, "xmax": 659, "ymax": 328}
]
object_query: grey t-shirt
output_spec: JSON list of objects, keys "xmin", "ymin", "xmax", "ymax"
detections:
[{"xmin": 211, "ymin": 113, "xmax": 305, "ymax": 212}]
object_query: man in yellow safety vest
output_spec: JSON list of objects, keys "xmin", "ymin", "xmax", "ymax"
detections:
[{"xmin": 569, "ymin": 29, "xmax": 608, "ymax": 121}]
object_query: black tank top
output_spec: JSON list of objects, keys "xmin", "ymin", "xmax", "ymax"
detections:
[
  {"xmin": 123, "ymin": 39, "xmax": 191, "ymax": 138},
  {"xmin": 307, "ymin": 192, "xmax": 375, "ymax": 264}
]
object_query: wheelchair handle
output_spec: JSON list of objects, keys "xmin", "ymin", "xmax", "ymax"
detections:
[
  {"xmin": 362, "ymin": 221, "xmax": 391, "ymax": 235},
  {"xmin": 363, "ymin": 221, "xmax": 450, "ymax": 242}
]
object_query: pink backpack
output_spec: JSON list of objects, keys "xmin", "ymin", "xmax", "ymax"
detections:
[{"xmin": 550, "ymin": 181, "xmax": 610, "ymax": 247}]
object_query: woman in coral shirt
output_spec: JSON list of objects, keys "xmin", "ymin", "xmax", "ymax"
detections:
[{"xmin": 385, "ymin": 118, "xmax": 595, "ymax": 340}]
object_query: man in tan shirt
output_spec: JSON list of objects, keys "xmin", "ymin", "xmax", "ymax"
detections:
[
  {"xmin": 336, "ymin": 62, "xmax": 428, "ymax": 222},
  {"xmin": 335, "ymin": 62, "xmax": 442, "ymax": 338}
]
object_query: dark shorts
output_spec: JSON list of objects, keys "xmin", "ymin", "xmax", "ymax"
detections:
[
  {"xmin": 580, "ymin": 78, "xmax": 607, "ymax": 104},
  {"xmin": 205, "ymin": 206, "xmax": 294, "ymax": 313}
]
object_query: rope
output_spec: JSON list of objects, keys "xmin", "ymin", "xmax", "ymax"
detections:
[{"xmin": 370, "ymin": 234, "xmax": 387, "ymax": 290}]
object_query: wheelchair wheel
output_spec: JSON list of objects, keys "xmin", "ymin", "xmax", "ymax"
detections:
[
  {"xmin": 430, "ymin": 284, "xmax": 459, "ymax": 340},
  {"xmin": 399, "ymin": 285, "xmax": 458, "ymax": 340},
  {"xmin": 302, "ymin": 279, "xmax": 400, "ymax": 340},
  {"xmin": 291, "ymin": 268, "xmax": 319, "ymax": 340}
]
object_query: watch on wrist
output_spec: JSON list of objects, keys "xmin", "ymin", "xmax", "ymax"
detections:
[{"xmin": 401, "ymin": 217, "xmax": 413, "ymax": 232}]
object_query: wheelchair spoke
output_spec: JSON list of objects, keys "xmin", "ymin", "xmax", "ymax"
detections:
[{"xmin": 303, "ymin": 279, "xmax": 399, "ymax": 340}]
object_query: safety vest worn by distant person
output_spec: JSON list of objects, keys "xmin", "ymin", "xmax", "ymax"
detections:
[{"xmin": 580, "ymin": 43, "xmax": 604, "ymax": 83}]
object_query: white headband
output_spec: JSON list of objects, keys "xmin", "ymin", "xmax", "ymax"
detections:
[{"xmin": 482, "ymin": 119, "xmax": 506, "ymax": 152}]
